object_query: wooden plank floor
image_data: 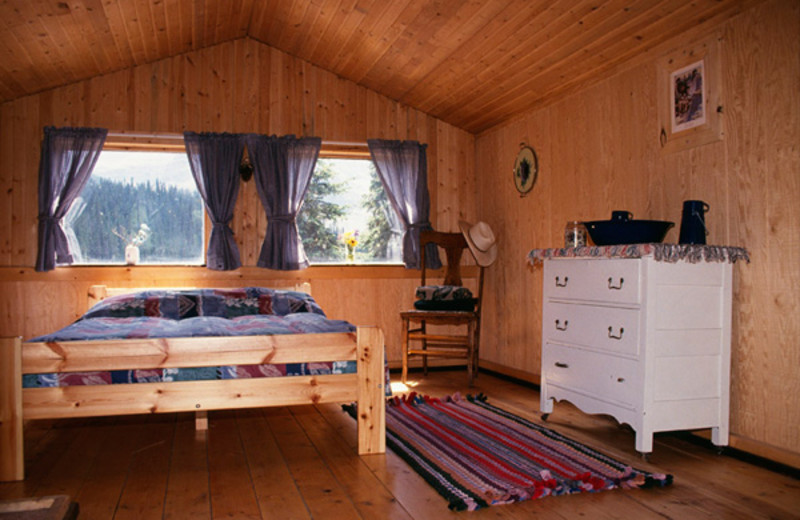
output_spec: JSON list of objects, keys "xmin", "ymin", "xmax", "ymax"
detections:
[{"xmin": 2, "ymin": 370, "xmax": 798, "ymax": 519}]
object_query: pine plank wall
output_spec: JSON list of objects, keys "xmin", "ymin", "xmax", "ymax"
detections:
[
  {"xmin": 475, "ymin": 0, "xmax": 799, "ymax": 468},
  {"xmin": 0, "ymin": 0, "xmax": 797, "ymax": 470},
  {"xmin": 0, "ymin": 37, "xmax": 477, "ymax": 362}
]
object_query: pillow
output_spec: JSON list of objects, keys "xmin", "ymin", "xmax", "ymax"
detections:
[{"xmin": 415, "ymin": 285, "xmax": 473, "ymax": 302}]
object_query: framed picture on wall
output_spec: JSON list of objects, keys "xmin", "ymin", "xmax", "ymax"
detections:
[
  {"xmin": 658, "ymin": 33, "xmax": 723, "ymax": 154},
  {"xmin": 670, "ymin": 59, "xmax": 706, "ymax": 133}
]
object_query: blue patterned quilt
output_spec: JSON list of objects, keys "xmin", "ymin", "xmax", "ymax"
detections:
[
  {"xmin": 30, "ymin": 287, "xmax": 354, "ymax": 342},
  {"xmin": 25, "ymin": 287, "xmax": 359, "ymax": 388},
  {"xmin": 30, "ymin": 313, "xmax": 354, "ymax": 342}
]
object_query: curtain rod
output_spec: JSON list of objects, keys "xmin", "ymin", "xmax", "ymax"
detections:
[
  {"xmin": 322, "ymin": 140, "xmax": 368, "ymax": 147},
  {"xmin": 106, "ymin": 131, "xmax": 184, "ymax": 140},
  {"xmin": 106, "ymin": 133, "xmax": 368, "ymax": 147}
]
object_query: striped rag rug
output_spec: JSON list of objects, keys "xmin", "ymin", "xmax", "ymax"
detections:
[{"xmin": 346, "ymin": 393, "xmax": 672, "ymax": 511}]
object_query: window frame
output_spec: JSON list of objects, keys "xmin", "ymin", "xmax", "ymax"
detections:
[
  {"xmin": 303, "ymin": 143, "xmax": 403, "ymax": 267},
  {"xmin": 64, "ymin": 136, "xmax": 410, "ymax": 270},
  {"xmin": 68, "ymin": 132, "xmax": 209, "ymax": 267}
]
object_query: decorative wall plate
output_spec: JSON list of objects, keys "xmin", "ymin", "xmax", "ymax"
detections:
[{"xmin": 513, "ymin": 144, "xmax": 538, "ymax": 195}]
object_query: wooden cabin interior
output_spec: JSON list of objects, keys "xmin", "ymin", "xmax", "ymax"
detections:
[{"xmin": 0, "ymin": 0, "xmax": 798, "ymax": 518}]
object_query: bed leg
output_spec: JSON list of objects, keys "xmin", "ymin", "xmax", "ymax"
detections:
[
  {"xmin": 0, "ymin": 337, "xmax": 24, "ymax": 481},
  {"xmin": 195, "ymin": 410, "xmax": 208, "ymax": 431},
  {"xmin": 356, "ymin": 327, "xmax": 386, "ymax": 455}
]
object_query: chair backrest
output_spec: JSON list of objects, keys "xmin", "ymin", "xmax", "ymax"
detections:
[{"xmin": 419, "ymin": 230, "xmax": 485, "ymax": 314}]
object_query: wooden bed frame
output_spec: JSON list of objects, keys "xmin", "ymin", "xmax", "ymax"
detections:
[{"xmin": 0, "ymin": 284, "xmax": 386, "ymax": 482}]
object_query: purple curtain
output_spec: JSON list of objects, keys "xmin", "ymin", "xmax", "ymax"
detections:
[
  {"xmin": 35, "ymin": 126, "xmax": 107, "ymax": 272},
  {"xmin": 184, "ymin": 132, "xmax": 245, "ymax": 271},
  {"xmin": 245, "ymin": 134, "xmax": 321, "ymax": 270},
  {"xmin": 367, "ymin": 139, "xmax": 440, "ymax": 269}
]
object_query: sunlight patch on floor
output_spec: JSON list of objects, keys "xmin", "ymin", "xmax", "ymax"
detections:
[{"xmin": 390, "ymin": 380, "xmax": 417, "ymax": 394}]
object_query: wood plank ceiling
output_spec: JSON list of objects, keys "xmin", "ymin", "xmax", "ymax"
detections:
[{"xmin": 0, "ymin": 0, "xmax": 759, "ymax": 134}]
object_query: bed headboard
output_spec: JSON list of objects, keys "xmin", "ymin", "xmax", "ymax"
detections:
[{"xmin": 87, "ymin": 283, "xmax": 312, "ymax": 310}]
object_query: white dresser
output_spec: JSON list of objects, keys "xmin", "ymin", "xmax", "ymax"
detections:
[{"xmin": 539, "ymin": 252, "xmax": 733, "ymax": 455}]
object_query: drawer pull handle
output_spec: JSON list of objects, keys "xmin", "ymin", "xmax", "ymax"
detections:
[
  {"xmin": 555, "ymin": 276, "xmax": 569, "ymax": 287},
  {"xmin": 608, "ymin": 326, "xmax": 625, "ymax": 340},
  {"xmin": 607, "ymin": 277, "xmax": 624, "ymax": 290},
  {"xmin": 617, "ymin": 377, "xmax": 625, "ymax": 383},
  {"xmin": 555, "ymin": 319, "xmax": 569, "ymax": 331},
  {"xmin": 554, "ymin": 362, "xmax": 569, "ymax": 369}
]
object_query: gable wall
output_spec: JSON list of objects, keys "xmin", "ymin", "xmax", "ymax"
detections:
[{"xmin": 0, "ymin": 38, "xmax": 476, "ymax": 363}]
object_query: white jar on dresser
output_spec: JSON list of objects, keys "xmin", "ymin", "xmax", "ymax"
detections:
[{"xmin": 535, "ymin": 247, "xmax": 742, "ymax": 455}]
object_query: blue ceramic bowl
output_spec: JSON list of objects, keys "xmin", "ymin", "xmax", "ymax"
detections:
[{"xmin": 584, "ymin": 212, "xmax": 674, "ymax": 246}]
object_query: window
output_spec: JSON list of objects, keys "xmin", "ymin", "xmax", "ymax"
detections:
[
  {"xmin": 298, "ymin": 158, "xmax": 402, "ymax": 264},
  {"xmin": 67, "ymin": 149, "xmax": 205, "ymax": 265}
]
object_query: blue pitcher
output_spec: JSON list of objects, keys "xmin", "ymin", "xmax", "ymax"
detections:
[{"xmin": 679, "ymin": 200, "xmax": 709, "ymax": 245}]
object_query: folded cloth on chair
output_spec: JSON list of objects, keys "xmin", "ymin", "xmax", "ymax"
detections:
[
  {"xmin": 415, "ymin": 285, "xmax": 473, "ymax": 301},
  {"xmin": 413, "ymin": 299, "xmax": 477, "ymax": 311}
]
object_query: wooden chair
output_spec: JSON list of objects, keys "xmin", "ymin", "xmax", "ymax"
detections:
[{"xmin": 401, "ymin": 230, "xmax": 485, "ymax": 386}]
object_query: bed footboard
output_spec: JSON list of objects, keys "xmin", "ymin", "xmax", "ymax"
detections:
[{"xmin": 0, "ymin": 327, "xmax": 385, "ymax": 482}]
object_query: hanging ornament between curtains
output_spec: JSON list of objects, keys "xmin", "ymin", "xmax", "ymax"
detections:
[{"xmin": 239, "ymin": 150, "xmax": 254, "ymax": 182}]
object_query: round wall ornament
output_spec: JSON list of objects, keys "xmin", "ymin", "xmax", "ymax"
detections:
[{"xmin": 513, "ymin": 143, "xmax": 538, "ymax": 196}]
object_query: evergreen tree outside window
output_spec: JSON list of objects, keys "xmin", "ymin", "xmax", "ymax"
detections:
[
  {"xmin": 297, "ymin": 158, "xmax": 402, "ymax": 264},
  {"xmin": 66, "ymin": 150, "xmax": 205, "ymax": 265}
]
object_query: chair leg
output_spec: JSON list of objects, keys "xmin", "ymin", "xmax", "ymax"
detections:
[
  {"xmin": 401, "ymin": 317, "xmax": 409, "ymax": 384},
  {"xmin": 473, "ymin": 318, "xmax": 481, "ymax": 382},
  {"xmin": 467, "ymin": 320, "xmax": 476, "ymax": 386},
  {"xmin": 421, "ymin": 320, "xmax": 428, "ymax": 376}
]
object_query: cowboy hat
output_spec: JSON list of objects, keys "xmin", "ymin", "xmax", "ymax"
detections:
[{"xmin": 459, "ymin": 220, "xmax": 497, "ymax": 267}]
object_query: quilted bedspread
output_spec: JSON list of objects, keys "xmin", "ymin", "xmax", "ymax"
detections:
[
  {"xmin": 24, "ymin": 287, "xmax": 359, "ymax": 388},
  {"xmin": 30, "ymin": 286, "xmax": 355, "ymax": 342},
  {"xmin": 29, "ymin": 313, "xmax": 354, "ymax": 342}
]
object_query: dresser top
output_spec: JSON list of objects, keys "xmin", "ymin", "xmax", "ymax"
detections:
[{"xmin": 527, "ymin": 243, "xmax": 750, "ymax": 265}]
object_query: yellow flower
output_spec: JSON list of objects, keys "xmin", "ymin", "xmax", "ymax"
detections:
[{"xmin": 343, "ymin": 230, "xmax": 359, "ymax": 249}]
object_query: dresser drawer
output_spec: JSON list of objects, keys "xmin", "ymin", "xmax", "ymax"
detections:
[
  {"xmin": 543, "ymin": 344, "xmax": 640, "ymax": 408},
  {"xmin": 543, "ymin": 258, "xmax": 641, "ymax": 304},
  {"xmin": 543, "ymin": 302, "xmax": 641, "ymax": 357}
]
